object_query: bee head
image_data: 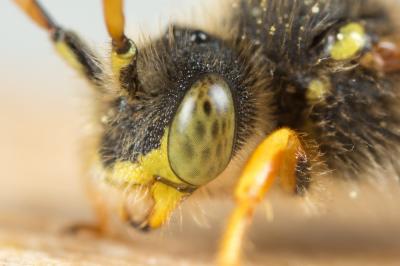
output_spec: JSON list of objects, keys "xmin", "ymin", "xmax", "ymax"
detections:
[{"xmin": 97, "ymin": 26, "xmax": 274, "ymax": 229}]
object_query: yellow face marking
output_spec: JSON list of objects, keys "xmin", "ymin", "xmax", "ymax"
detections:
[
  {"xmin": 109, "ymin": 129, "xmax": 188, "ymax": 228},
  {"xmin": 110, "ymin": 129, "xmax": 184, "ymax": 186},
  {"xmin": 306, "ymin": 78, "xmax": 330, "ymax": 103},
  {"xmin": 149, "ymin": 182, "xmax": 184, "ymax": 228},
  {"xmin": 330, "ymin": 22, "xmax": 367, "ymax": 60}
]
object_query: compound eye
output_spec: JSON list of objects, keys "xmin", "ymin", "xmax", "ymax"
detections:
[{"xmin": 168, "ymin": 75, "xmax": 235, "ymax": 186}]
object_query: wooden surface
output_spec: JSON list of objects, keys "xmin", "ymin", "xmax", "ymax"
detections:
[{"xmin": 2, "ymin": 189, "xmax": 400, "ymax": 266}]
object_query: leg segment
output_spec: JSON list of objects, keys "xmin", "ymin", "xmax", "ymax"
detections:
[
  {"xmin": 14, "ymin": 0, "xmax": 103, "ymax": 87},
  {"xmin": 217, "ymin": 128, "xmax": 307, "ymax": 266}
]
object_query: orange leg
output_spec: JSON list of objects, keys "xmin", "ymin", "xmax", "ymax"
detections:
[{"xmin": 217, "ymin": 128, "xmax": 306, "ymax": 266}]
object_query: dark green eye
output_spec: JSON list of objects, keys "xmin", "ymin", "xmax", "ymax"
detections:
[{"xmin": 168, "ymin": 74, "xmax": 235, "ymax": 186}]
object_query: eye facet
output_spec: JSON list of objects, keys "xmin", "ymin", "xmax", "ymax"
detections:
[{"xmin": 168, "ymin": 74, "xmax": 235, "ymax": 186}]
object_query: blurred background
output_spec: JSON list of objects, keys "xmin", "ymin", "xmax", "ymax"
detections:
[
  {"xmin": 2, "ymin": 0, "xmax": 400, "ymax": 265},
  {"xmin": 0, "ymin": 0, "xmax": 202, "ymax": 220}
]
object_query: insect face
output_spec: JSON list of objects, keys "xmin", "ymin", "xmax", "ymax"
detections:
[{"xmin": 100, "ymin": 27, "xmax": 271, "ymax": 228}]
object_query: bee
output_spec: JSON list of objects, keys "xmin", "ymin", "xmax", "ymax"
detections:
[{"xmin": 14, "ymin": 0, "xmax": 400, "ymax": 265}]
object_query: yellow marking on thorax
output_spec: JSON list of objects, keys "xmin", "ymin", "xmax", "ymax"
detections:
[
  {"xmin": 306, "ymin": 78, "xmax": 330, "ymax": 103},
  {"xmin": 330, "ymin": 23, "xmax": 367, "ymax": 61}
]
